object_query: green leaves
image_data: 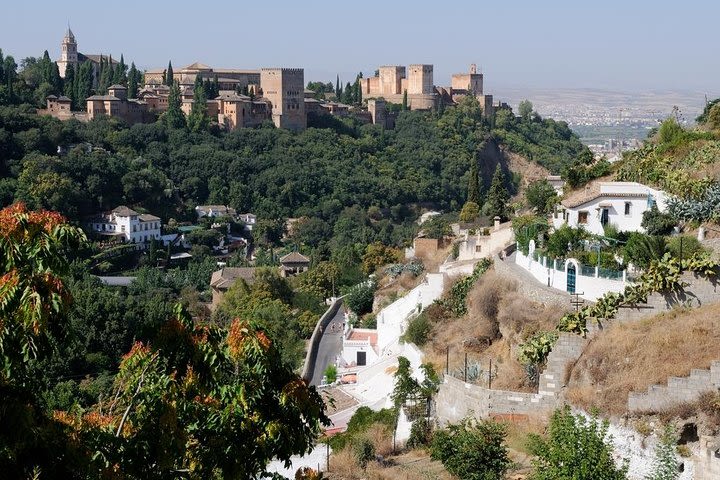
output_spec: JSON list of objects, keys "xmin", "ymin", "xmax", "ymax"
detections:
[
  {"xmin": 430, "ymin": 417, "xmax": 510, "ymax": 480},
  {"xmin": 518, "ymin": 331, "xmax": 559, "ymax": 366},
  {"xmin": 527, "ymin": 406, "xmax": 628, "ymax": 480},
  {"xmin": 438, "ymin": 258, "xmax": 493, "ymax": 316}
]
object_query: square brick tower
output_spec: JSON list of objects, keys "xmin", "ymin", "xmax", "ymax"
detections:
[{"xmin": 260, "ymin": 68, "xmax": 306, "ymax": 132}]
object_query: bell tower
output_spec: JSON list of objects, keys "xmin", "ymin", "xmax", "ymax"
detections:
[{"xmin": 58, "ymin": 27, "xmax": 78, "ymax": 78}]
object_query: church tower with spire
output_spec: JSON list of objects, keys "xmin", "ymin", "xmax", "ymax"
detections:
[{"xmin": 58, "ymin": 27, "xmax": 77, "ymax": 78}]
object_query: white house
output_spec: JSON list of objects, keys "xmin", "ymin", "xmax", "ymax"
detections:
[
  {"xmin": 86, "ymin": 206, "xmax": 161, "ymax": 245},
  {"xmin": 340, "ymin": 328, "xmax": 379, "ymax": 368},
  {"xmin": 546, "ymin": 175, "xmax": 565, "ymax": 196},
  {"xmin": 195, "ymin": 205, "xmax": 237, "ymax": 219},
  {"xmin": 238, "ymin": 213, "xmax": 256, "ymax": 231},
  {"xmin": 553, "ymin": 182, "xmax": 667, "ymax": 235}
]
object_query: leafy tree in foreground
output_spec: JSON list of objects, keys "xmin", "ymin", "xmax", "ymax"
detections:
[
  {"xmin": 527, "ymin": 406, "xmax": 628, "ymax": 480},
  {"xmin": 430, "ymin": 416, "xmax": 510, "ymax": 480}
]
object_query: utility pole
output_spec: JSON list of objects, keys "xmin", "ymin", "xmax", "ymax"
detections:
[
  {"xmin": 446, "ymin": 346, "xmax": 449, "ymax": 375},
  {"xmin": 464, "ymin": 353, "xmax": 468, "ymax": 383},
  {"xmin": 489, "ymin": 359, "xmax": 493, "ymax": 389}
]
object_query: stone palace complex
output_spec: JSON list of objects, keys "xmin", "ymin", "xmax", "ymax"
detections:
[{"xmin": 43, "ymin": 29, "xmax": 509, "ymax": 131}]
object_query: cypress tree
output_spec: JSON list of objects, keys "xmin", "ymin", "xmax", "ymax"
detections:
[
  {"xmin": 50, "ymin": 63, "xmax": 62, "ymax": 94},
  {"xmin": 188, "ymin": 81, "xmax": 208, "ymax": 132},
  {"xmin": 107, "ymin": 56, "xmax": 115, "ymax": 85},
  {"xmin": 485, "ymin": 164, "xmax": 510, "ymax": 220},
  {"xmin": 402, "ymin": 90, "xmax": 408, "ymax": 111},
  {"xmin": 98, "ymin": 57, "xmax": 111, "ymax": 94},
  {"xmin": 212, "ymin": 76, "xmax": 219, "ymax": 99},
  {"xmin": 128, "ymin": 63, "xmax": 139, "ymax": 98},
  {"xmin": 467, "ymin": 159, "xmax": 481, "ymax": 204},
  {"xmin": 161, "ymin": 69, "xmax": 167, "ymax": 85},
  {"xmin": 76, "ymin": 61, "xmax": 93, "ymax": 107},
  {"xmin": 115, "ymin": 54, "xmax": 127, "ymax": 84},
  {"xmin": 342, "ymin": 81, "xmax": 352, "ymax": 104},
  {"xmin": 64, "ymin": 64, "xmax": 76, "ymax": 106},
  {"xmin": 163, "ymin": 81, "xmax": 186, "ymax": 129},
  {"xmin": 41, "ymin": 50, "xmax": 52, "ymax": 84},
  {"xmin": 335, "ymin": 74, "xmax": 340, "ymax": 96},
  {"xmin": 4, "ymin": 55, "xmax": 17, "ymax": 100},
  {"xmin": 0, "ymin": 49, "xmax": 4, "ymax": 85},
  {"xmin": 166, "ymin": 61, "xmax": 174, "ymax": 86}
]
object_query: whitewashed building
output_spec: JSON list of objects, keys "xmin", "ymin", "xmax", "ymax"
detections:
[
  {"xmin": 85, "ymin": 206, "xmax": 161, "ymax": 245},
  {"xmin": 340, "ymin": 328, "xmax": 379, "ymax": 368},
  {"xmin": 195, "ymin": 205, "xmax": 237, "ymax": 219},
  {"xmin": 238, "ymin": 213, "xmax": 256, "ymax": 230},
  {"xmin": 554, "ymin": 182, "xmax": 667, "ymax": 235}
]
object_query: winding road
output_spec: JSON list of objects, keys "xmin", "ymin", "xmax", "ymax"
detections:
[{"xmin": 309, "ymin": 306, "xmax": 346, "ymax": 386}]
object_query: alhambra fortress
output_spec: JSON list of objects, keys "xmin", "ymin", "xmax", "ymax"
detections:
[{"xmin": 43, "ymin": 29, "xmax": 510, "ymax": 131}]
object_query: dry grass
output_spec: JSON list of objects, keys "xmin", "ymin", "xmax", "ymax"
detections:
[
  {"xmin": 326, "ymin": 448, "xmax": 453, "ymax": 480},
  {"xmin": 566, "ymin": 304, "xmax": 720, "ymax": 415},
  {"xmin": 422, "ymin": 270, "xmax": 568, "ymax": 392}
]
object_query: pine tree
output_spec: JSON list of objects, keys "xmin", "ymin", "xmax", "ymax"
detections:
[
  {"xmin": 166, "ymin": 61, "xmax": 174, "ymax": 86},
  {"xmin": 485, "ymin": 165, "xmax": 510, "ymax": 220},
  {"xmin": 402, "ymin": 90, "xmax": 408, "ymax": 111},
  {"xmin": 467, "ymin": 158, "xmax": 481, "ymax": 204},
  {"xmin": 128, "ymin": 63, "xmax": 139, "ymax": 98},
  {"xmin": 163, "ymin": 81, "xmax": 186, "ymax": 129}
]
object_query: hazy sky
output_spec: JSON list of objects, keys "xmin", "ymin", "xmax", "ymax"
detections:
[{"xmin": 2, "ymin": 0, "xmax": 718, "ymax": 93}]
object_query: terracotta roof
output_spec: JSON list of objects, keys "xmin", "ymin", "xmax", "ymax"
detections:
[
  {"xmin": 280, "ymin": 251, "xmax": 310, "ymax": 264},
  {"xmin": 57, "ymin": 95, "xmax": 71, "ymax": 101},
  {"xmin": 138, "ymin": 214, "xmax": 160, "ymax": 222},
  {"xmin": 46, "ymin": 94, "xmax": 57, "ymax": 99},
  {"xmin": 562, "ymin": 192, "xmax": 648, "ymax": 209},
  {"xmin": 108, "ymin": 84, "xmax": 127, "ymax": 90},
  {"xmin": 210, "ymin": 267, "xmax": 256, "ymax": 290},
  {"xmin": 183, "ymin": 62, "xmax": 212, "ymax": 70},
  {"xmin": 347, "ymin": 330, "xmax": 378, "ymax": 346},
  {"xmin": 112, "ymin": 206, "xmax": 139, "ymax": 216}
]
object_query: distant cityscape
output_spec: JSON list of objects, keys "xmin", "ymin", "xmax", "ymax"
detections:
[{"xmin": 497, "ymin": 87, "xmax": 715, "ymax": 159}]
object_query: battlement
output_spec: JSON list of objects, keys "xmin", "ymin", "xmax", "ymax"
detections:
[{"xmin": 261, "ymin": 67, "xmax": 304, "ymax": 74}]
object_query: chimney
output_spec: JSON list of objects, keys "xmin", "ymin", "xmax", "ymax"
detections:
[{"xmin": 494, "ymin": 216, "xmax": 501, "ymax": 231}]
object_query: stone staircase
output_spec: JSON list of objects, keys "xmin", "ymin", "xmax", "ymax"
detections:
[
  {"xmin": 627, "ymin": 361, "xmax": 720, "ymax": 412},
  {"xmin": 538, "ymin": 333, "xmax": 588, "ymax": 396}
]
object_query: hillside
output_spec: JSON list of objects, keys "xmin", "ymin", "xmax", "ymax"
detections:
[{"xmin": 615, "ymin": 101, "xmax": 720, "ymax": 220}]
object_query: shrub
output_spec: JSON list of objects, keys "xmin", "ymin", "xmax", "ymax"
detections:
[
  {"xmin": 525, "ymin": 179, "xmax": 558, "ymax": 214},
  {"xmin": 354, "ymin": 439, "xmax": 375, "ymax": 470},
  {"xmin": 667, "ymin": 235, "xmax": 706, "ymax": 262},
  {"xmin": 407, "ymin": 418, "xmax": 433, "ymax": 449},
  {"xmin": 344, "ymin": 280, "xmax": 376, "ymax": 315},
  {"xmin": 645, "ymin": 425, "xmax": 680, "ymax": 480},
  {"xmin": 623, "ymin": 233, "xmax": 667, "ymax": 269},
  {"xmin": 323, "ymin": 364, "xmax": 337, "ymax": 384},
  {"xmin": 430, "ymin": 417, "xmax": 510, "ymax": 480},
  {"xmin": 403, "ymin": 313, "xmax": 432, "ymax": 346},
  {"xmin": 546, "ymin": 225, "xmax": 587, "ymax": 259},
  {"xmin": 527, "ymin": 406, "xmax": 628, "ymax": 480},
  {"xmin": 460, "ymin": 201, "xmax": 481, "ymax": 222},
  {"xmin": 641, "ymin": 205, "xmax": 677, "ymax": 236}
]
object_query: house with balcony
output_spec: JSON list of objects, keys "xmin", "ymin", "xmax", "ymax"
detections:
[{"xmin": 85, "ymin": 206, "xmax": 161, "ymax": 246}]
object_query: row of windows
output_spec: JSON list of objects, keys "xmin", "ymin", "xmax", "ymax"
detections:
[{"xmin": 576, "ymin": 202, "xmax": 633, "ymax": 225}]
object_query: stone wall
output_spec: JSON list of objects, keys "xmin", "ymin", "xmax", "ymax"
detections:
[
  {"xmin": 627, "ymin": 361, "xmax": 720, "ymax": 412},
  {"xmin": 694, "ymin": 436, "xmax": 720, "ymax": 480},
  {"xmin": 436, "ymin": 333, "xmax": 587, "ymax": 425},
  {"xmin": 614, "ymin": 271, "xmax": 720, "ymax": 323}
]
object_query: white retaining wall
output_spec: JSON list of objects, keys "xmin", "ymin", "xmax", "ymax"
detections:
[
  {"xmin": 376, "ymin": 273, "xmax": 446, "ymax": 353},
  {"xmin": 515, "ymin": 249, "xmax": 627, "ymax": 301}
]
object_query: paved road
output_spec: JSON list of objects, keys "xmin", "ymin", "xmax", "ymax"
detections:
[{"xmin": 309, "ymin": 306, "xmax": 346, "ymax": 386}]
